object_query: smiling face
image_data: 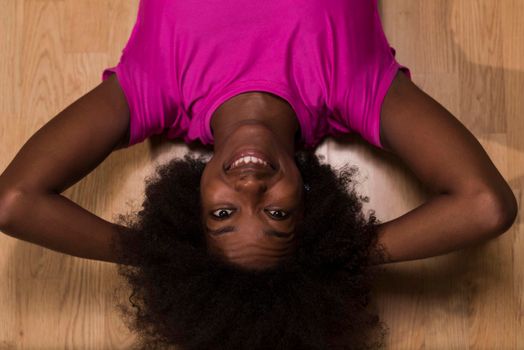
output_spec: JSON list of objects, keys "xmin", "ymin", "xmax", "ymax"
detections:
[{"xmin": 200, "ymin": 122, "xmax": 304, "ymax": 270}]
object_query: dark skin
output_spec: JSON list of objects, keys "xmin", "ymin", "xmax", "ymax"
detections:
[
  {"xmin": 0, "ymin": 71, "xmax": 518, "ymax": 266},
  {"xmin": 200, "ymin": 91, "xmax": 304, "ymax": 269}
]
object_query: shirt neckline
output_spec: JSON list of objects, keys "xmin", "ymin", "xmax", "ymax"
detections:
[{"xmin": 199, "ymin": 79, "xmax": 313, "ymax": 147}]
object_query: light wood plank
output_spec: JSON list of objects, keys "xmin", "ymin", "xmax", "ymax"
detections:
[{"xmin": 0, "ymin": 0, "xmax": 521, "ymax": 348}]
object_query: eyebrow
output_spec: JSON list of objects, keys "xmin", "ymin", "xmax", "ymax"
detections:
[{"xmin": 206, "ymin": 226, "xmax": 293, "ymax": 238}]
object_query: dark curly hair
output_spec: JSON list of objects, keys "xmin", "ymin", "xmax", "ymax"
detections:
[{"xmin": 111, "ymin": 150, "xmax": 389, "ymax": 350}]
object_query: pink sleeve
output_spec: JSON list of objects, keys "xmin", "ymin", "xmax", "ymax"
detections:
[
  {"xmin": 101, "ymin": 0, "xmax": 182, "ymax": 147},
  {"xmin": 340, "ymin": 1, "xmax": 412, "ymax": 150}
]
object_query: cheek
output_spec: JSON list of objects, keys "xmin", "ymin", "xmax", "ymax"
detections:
[
  {"xmin": 292, "ymin": 165, "xmax": 303, "ymax": 182},
  {"xmin": 200, "ymin": 161, "xmax": 219, "ymax": 190},
  {"xmin": 200, "ymin": 177, "xmax": 229, "ymax": 207},
  {"xmin": 199, "ymin": 171, "xmax": 216, "ymax": 207},
  {"xmin": 285, "ymin": 170, "xmax": 303, "ymax": 193},
  {"xmin": 282, "ymin": 161, "xmax": 302, "ymax": 183},
  {"xmin": 200, "ymin": 182, "xmax": 214, "ymax": 207}
]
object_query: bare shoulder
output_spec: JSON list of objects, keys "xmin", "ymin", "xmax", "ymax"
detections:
[{"xmin": 99, "ymin": 73, "xmax": 131, "ymax": 149}]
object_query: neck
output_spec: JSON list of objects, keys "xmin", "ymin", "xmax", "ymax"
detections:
[{"xmin": 210, "ymin": 92, "xmax": 300, "ymax": 156}]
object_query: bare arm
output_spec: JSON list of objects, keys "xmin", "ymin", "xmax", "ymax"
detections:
[
  {"xmin": 0, "ymin": 73, "xmax": 131, "ymax": 264},
  {"xmin": 371, "ymin": 71, "xmax": 518, "ymax": 265}
]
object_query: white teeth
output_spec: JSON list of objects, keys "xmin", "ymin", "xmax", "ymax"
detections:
[{"xmin": 230, "ymin": 155, "xmax": 269, "ymax": 169}]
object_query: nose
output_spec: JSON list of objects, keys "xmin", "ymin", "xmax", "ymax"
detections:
[{"xmin": 234, "ymin": 174, "xmax": 268, "ymax": 194}]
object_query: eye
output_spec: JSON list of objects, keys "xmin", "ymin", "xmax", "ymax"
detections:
[
  {"xmin": 266, "ymin": 209, "xmax": 289, "ymax": 220},
  {"xmin": 211, "ymin": 208, "xmax": 235, "ymax": 219}
]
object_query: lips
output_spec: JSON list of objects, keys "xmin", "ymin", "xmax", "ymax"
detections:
[{"xmin": 224, "ymin": 150, "xmax": 276, "ymax": 172}]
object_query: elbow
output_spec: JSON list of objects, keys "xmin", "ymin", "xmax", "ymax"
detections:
[
  {"xmin": 0, "ymin": 192, "xmax": 10, "ymax": 229},
  {"xmin": 477, "ymin": 189, "xmax": 519, "ymax": 238},
  {"xmin": 0, "ymin": 188, "xmax": 24, "ymax": 230},
  {"xmin": 495, "ymin": 198, "xmax": 519, "ymax": 234}
]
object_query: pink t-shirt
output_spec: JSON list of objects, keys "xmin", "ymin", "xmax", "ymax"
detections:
[{"xmin": 102, "ymin": 0, "xmax": 411, "ymax": 149}]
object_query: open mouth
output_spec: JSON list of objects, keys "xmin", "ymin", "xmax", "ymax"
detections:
[{"xmin": 224, "ymin": 151, "xmax": 276, "ymax": 172}]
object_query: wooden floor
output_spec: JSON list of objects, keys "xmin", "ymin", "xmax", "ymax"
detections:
[{"xmin": 0, "ymin": 1, "xmax": 522, "ymax": 348}]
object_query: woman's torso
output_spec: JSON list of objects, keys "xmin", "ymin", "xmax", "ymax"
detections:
[{"xmin": 102, "ymin": 0, "xmax": 410, "ymax": 149}]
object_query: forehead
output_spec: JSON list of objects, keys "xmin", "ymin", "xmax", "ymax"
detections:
[{"xmin": 205, "ymin": 226, "xmax": 297, "ymax": 262}]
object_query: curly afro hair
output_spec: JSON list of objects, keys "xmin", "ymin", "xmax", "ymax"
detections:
[{"xmin": 111, "ymin": 150, "xmax": 389, "ymax": 350}]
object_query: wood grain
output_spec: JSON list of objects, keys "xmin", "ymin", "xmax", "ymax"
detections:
[{"xmin": 0, "ymin": 0, "xmax": 521, "ymax": 348}]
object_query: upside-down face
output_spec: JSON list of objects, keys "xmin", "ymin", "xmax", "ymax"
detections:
[{"xmin": 200, "ymin": 120, "xmax": 304, "ymax": 270}]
